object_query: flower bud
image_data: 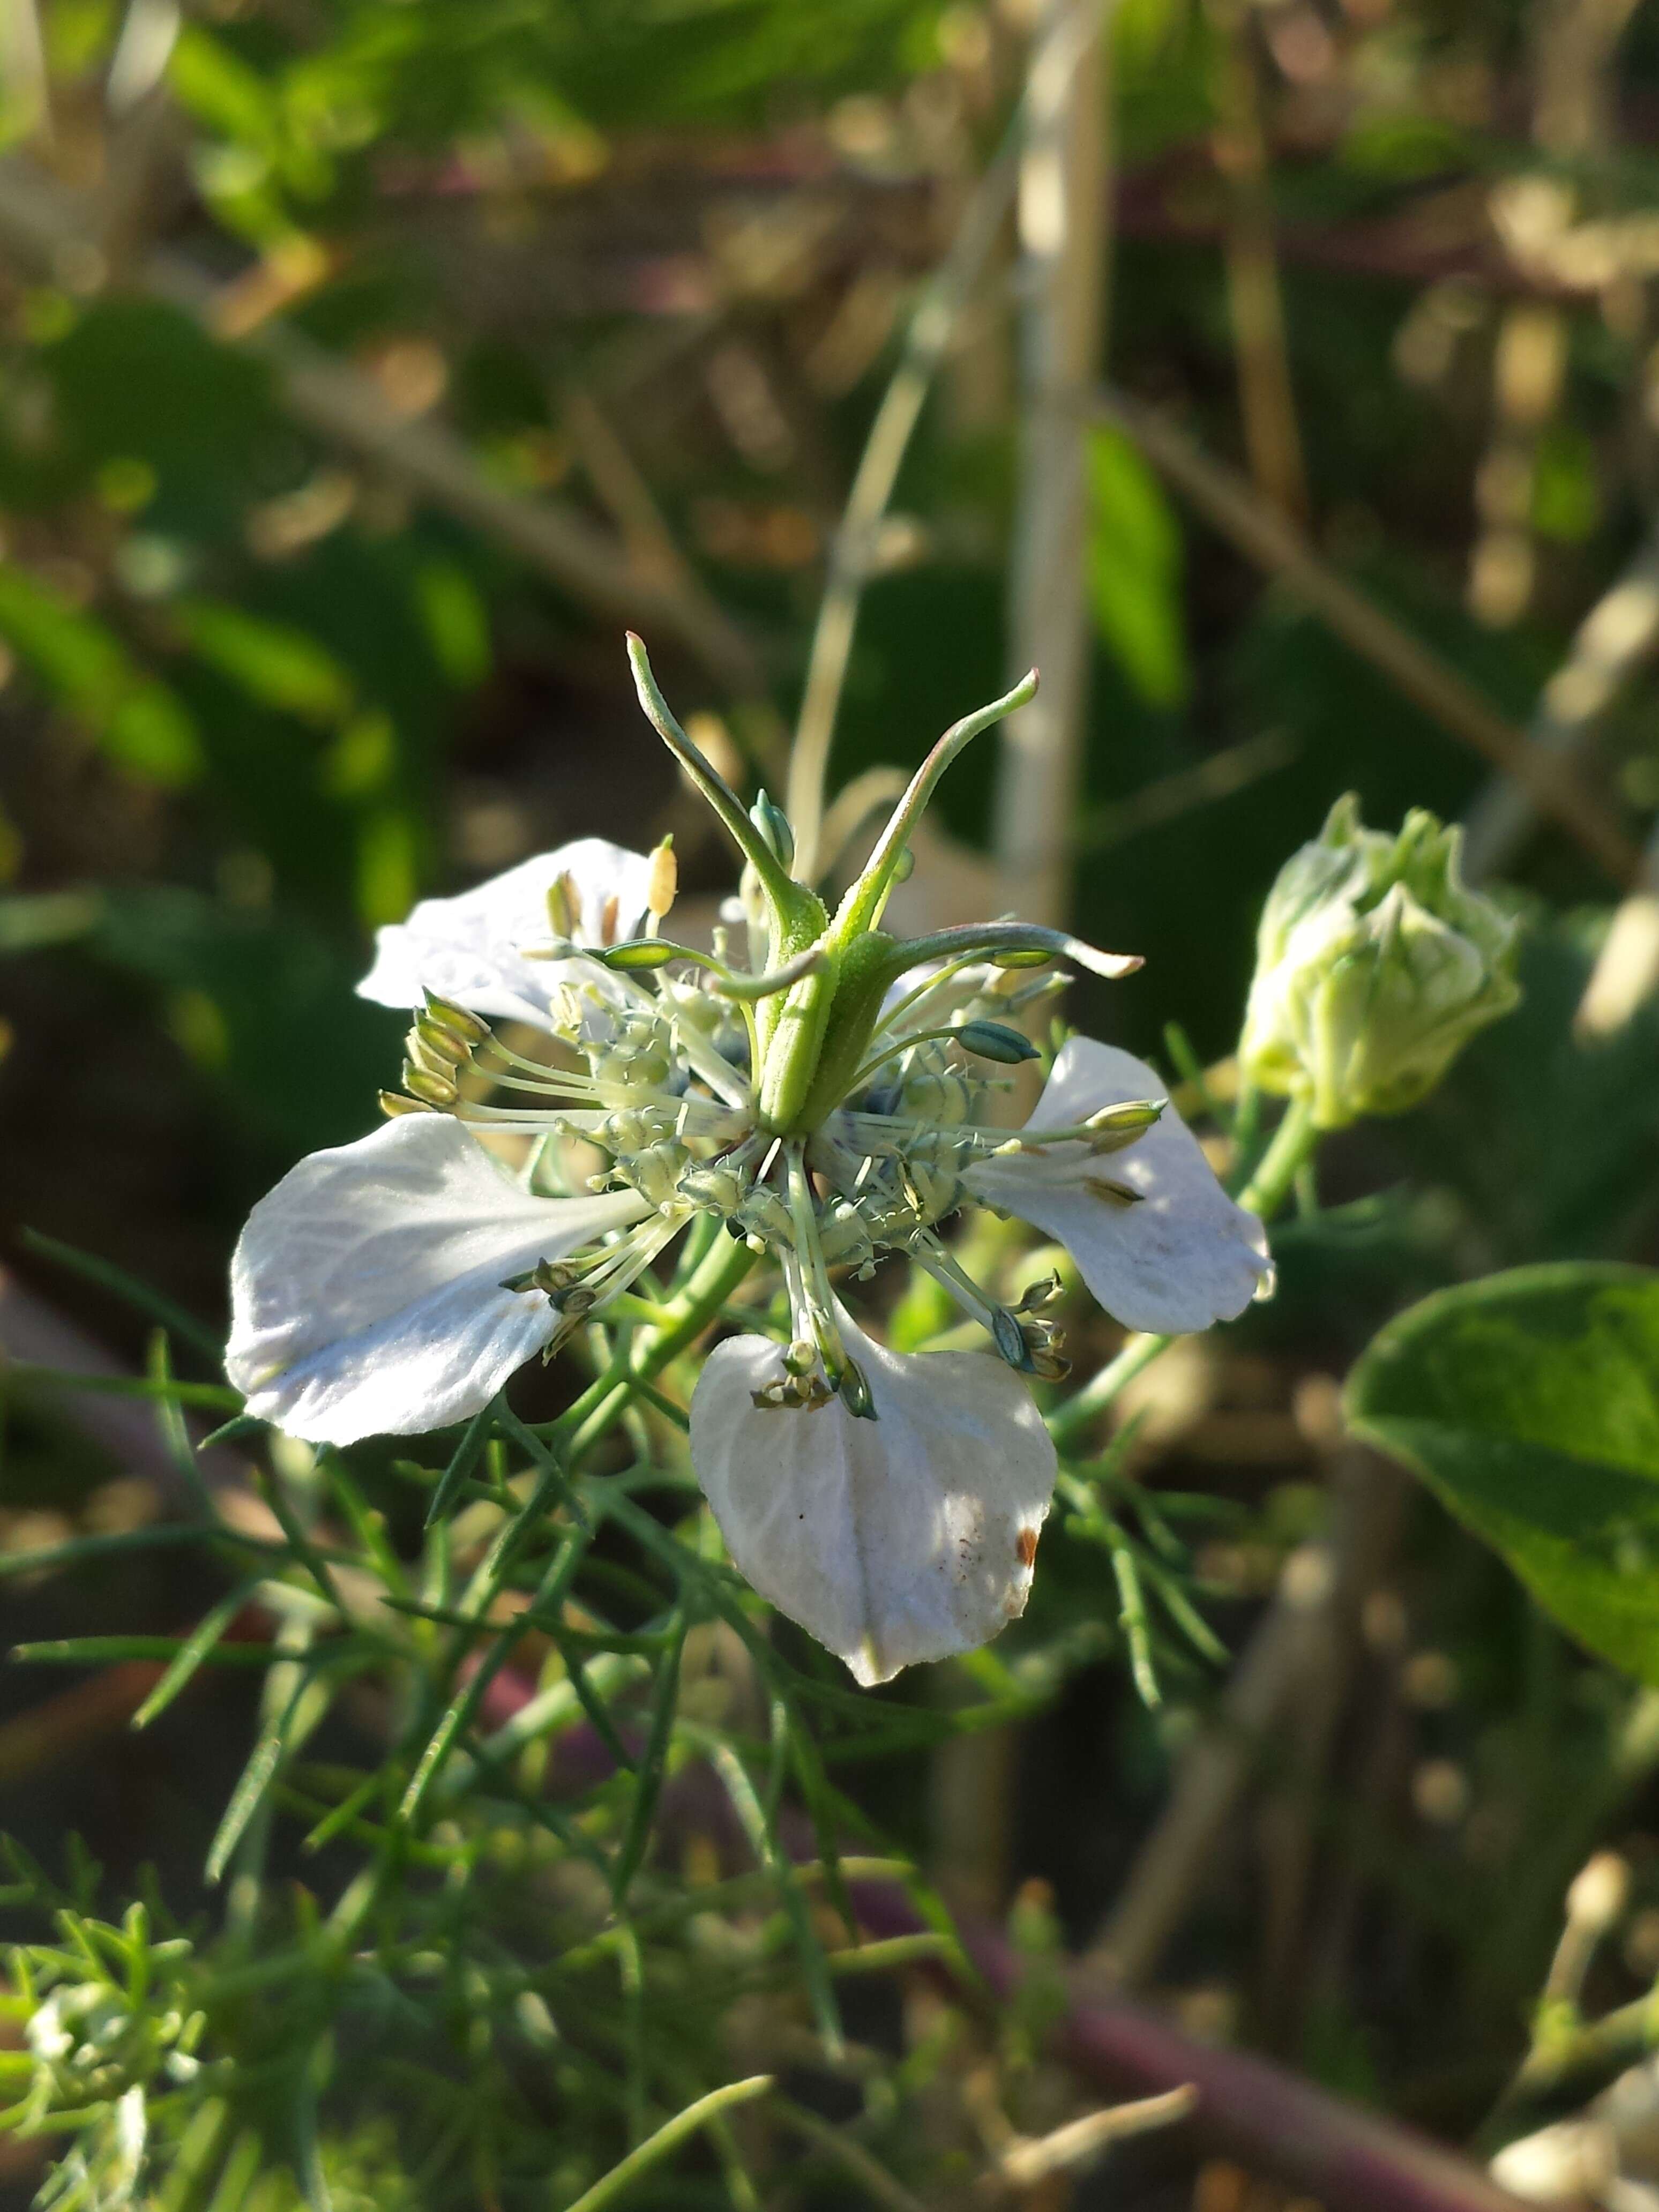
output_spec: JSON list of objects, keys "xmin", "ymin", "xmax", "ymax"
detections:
[
  {"xmin": 1239, "ymin": 796, "xmax": 1520, "ymax": 1129},
  {"xmin": 748, "ymin": 788, "xmax": 795, "ymax": 870}
]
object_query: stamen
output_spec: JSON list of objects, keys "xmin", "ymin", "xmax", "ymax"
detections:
[
  {"xmin": 547, "ymin": 871, "xmax": 580, "ymax": 938},
  {"xmin": 783, "ymin": 1144, "xmax": 875, "ymax": 1418}
]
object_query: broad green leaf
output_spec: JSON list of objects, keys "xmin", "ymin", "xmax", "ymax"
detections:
[
  {"xmin": 1348, "ymin": 1264, "xmax": 1659, "ymax": 1681},
  {"xmin": 1086, "ymin": 425, "xmax": 1189, "ymax": 710}
]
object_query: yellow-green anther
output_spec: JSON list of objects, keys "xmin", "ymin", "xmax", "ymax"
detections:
[
  {"xmin": 546, "ymin": 870, "xmax": 580, "ymax": 939},
  {"xmin": 602, "ymin": 939, "xmax": 681, "ymax": 971},
  {"xmin": 379, "ymin": 1089, "xmax": 432, "ymax": 1118},
  {"xmin": 403, "ymin": 1063, "xmax": 458, "ymax": 1108},
  {"xmin": 405, "ymin": 1026, "xmax": 454, "ymax": 1079},
  {"xmin": 840, "ymin": 1357, "xmax": 875, "ymax": 1419},
  {"xmin": 1084, "ymin": 1176, "xmax": 1143, "ymax": 1207},
  {"xmin": 423, "ymin": 992, "xmax": 490, "ymax": 1047},
  {"xmin": 990, "ymin": 1306, "xmax": 1027, "ymax": 1367},
  {"xmin": 415, "ymin": 1014, "xmax": 472, "ymax": 1063},
  {"xmin": 646, "ymin": 835, "xmax": 677, "ymax": 922},
  {"xmin": 1088, "ymin": 1098, "xmax": 1164, "ymax": 1132}
]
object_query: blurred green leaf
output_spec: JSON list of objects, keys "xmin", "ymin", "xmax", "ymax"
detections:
[
  {"xmin": 0, "ymin": 888, "xmax": 103, "ymax": 953},
  {"xmin": 1349, "ymin": 1264, "xmax": 1659, "ymax": 1682},
  {"xmin": 1396, "ymin": 913, "xmax": 1659, "ymax": 1264},
  {"xmin": 174, "ymin": 599, "xmax": 355, "ymax": 726},
  {"xmin": 0, "ymin": 565, "xmax": 201, "ymax": 786},
  {"xmin": 415, "ymin": 560, "xmax": 492, "ymax": 689},
  {"xmin": 89, "ymin": 885, "xmax": 402, "ymax": 1154},
  {"xmin": 1086, "ymin": 425, "xmax": 1189, "ymax": 711}
]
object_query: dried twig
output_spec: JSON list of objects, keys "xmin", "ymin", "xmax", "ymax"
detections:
[
  {"xmin": 990, "ymin": 2085, "xmax": 1197, "ymax": 2191},
  {"xmin": 1081, "ymin": 1447, "xmax": 1404, "ymax": 1992},
  {"xmin": 1575, "ymin": 817, "xmax": 1659, "ymax": 1034},
  {"xmin": 1098, "ymin": 386, "xmax": 1639, "ymax": 886},
  {"xmin": 784, "ymin": 118, "xmax": 1025, "ymax": 878},
  {"xmin": 848, "ymin": 1873, "xmax": 1530, "ymax": 2212},
  {"xmin": 992, "ymin": 0, "xmax": 1113, "ymax": 927},
  {"xmin": 1205, "ymin": 0, "xmax": 1306, "ymax": 522},
  {"xmin": 1462, "ymin": 523, "xmax": 1659, "ymax": 885}
]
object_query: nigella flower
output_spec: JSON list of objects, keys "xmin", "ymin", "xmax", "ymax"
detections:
[{"xmin": 228, "ymin": 642, "xmax": 1269, "ymax": 1685}]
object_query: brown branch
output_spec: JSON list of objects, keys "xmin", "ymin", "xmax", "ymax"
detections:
[{"xmin": 850, "ymin": 1875, "xmax": 1531, "ymax": 2212}]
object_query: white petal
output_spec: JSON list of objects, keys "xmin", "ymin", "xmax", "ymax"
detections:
[
  {"xmin": 689, "ymin": 1306, "xmax": 1056, "ymax": 1687},
  {"xmin": 963, "ymin": 1036, "xmax": 1269, "ymax": 1335},
  {"xmin": 227, "ymin": 1114, "xmax": 651, "ymax": 1445},
  {"xmin": 357, "ymin": 839, "xmax": 655, "ymax": 1027}
]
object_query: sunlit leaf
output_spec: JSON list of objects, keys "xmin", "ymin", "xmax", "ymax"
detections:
[
  {"xmin": 1086, "ymin": 425, "xmax": 1189, "ymax": 710},
  {"xmin": 1349, "ymin": 1264, "xmax": 1659, "ymax": 1682}
]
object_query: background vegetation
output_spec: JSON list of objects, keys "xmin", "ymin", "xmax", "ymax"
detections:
[{"xmin": 5, "ymin": 0, "xmax": 1659, "ymax": 2206}]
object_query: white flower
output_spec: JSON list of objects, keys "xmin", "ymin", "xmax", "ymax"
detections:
[
  {"xmin": 690, "ymin": 1303, "xmax": 1055, "ymax": 1687},
  {"xmin": 357, "ymin": 837, "xmax": 655, "ymax": 1033},
  {"xmin": 228, "ymin": 653, "xmax": 1280, "ymax": 1685},
  {"xmin": 962, "ymin": 1038, "xmax": 1268, "ymax": 1334},
  {"xmin": 227, "ymin": 1114, "xmax": 653, "ymax": 1446}
]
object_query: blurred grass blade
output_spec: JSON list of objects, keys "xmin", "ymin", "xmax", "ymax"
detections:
[
  {"xmin": 20, "ymin": 1229, "xmax": 224, "ymax": 1363},
  {"xmin": 562, "ymin": 2076, "xmax": 774, "ymax": 2212},
  {"xmin": 706, "ymin": 1736, "xmax": 843, "ymax": 2059},
  {"xmin": 610, "ymin": 1615, "xmax": 686, "ymax": 1908},
  {"xmin": 0, "ymin": 1365, "xmax": 238, "ymax": 1408},
  {"xmin": 134, "ymin": 1578, "xmax": 265, "ymax": 1728},
  {"xmin": 425, "ymin": 1399, "xmax": 497, "ymax": 1531},
  {"xmin": 206, "ymin": 1646, "xmax": 328, "ymax": 1885},
  {"xmin": 0, "ymin": 889, "xmax": 103, "ymax": 954},
  {"xmin": 0, "ymin": 1523, "xmax": 225, "ymax": 1582},
  {"xmin": 11, "ymin": 1635, "xmax": 273, "ymax": 1670},
  {"xmin": 551, "ymin": 1634, "xmax": 638, "ymax": 1773},
  {"xmin": 199, "ymin": 1413, "xmax": 268, "ymax": 1448}
]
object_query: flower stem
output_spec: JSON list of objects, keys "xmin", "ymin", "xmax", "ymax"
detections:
[
  {"xmin": 1048, "ymin": 1096, "xmax": 1317, "ymax": 1448},
  {"xmin": 557, "ymin": 1232, "xmax": 757, "ymax": 1462}
]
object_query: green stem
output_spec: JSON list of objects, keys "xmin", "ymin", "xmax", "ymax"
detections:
[
  {"xmin": 1048, "ymin": 1096, "xmax": 1317, "ymax": 1448},
  {"xmin": 556, "ymin": 1232, "xmax": 757, "ymax": 1463}
]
